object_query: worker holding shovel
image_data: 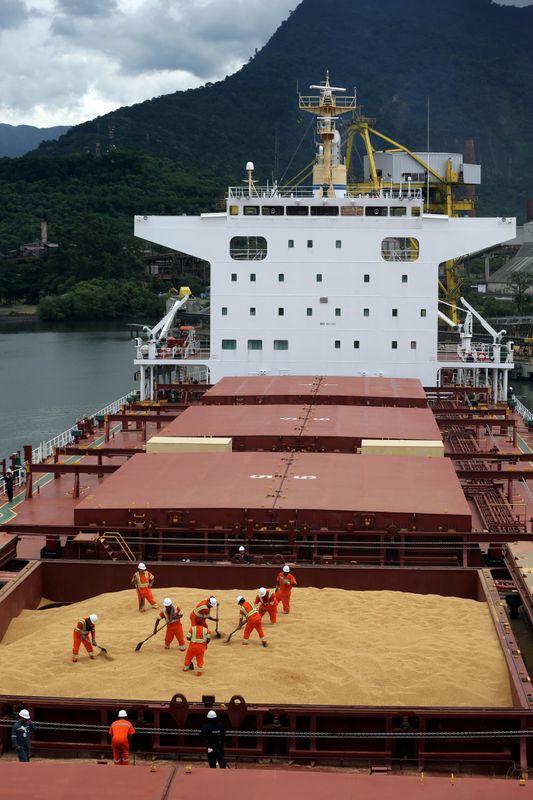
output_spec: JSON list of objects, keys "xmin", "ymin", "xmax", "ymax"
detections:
[{"xmin": 154, "ymin": 598, "xmax": 186, "ymax": 651}]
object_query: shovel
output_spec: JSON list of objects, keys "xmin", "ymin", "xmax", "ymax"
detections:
[
  {"xmin": 135, "ymin": 621, "xmax": 169, "ymax": 652},
  {"xmin": 95, "ymin": 644, "xmax": 115, "ymax": 661}
]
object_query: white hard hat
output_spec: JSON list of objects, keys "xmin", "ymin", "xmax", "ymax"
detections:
[
  {"xmin": 118, "ymin": 710, "xmax": 127, "ymax": 718},
  {"xmin": 283, "ymin": 565, "xmax": 290, "ymax": 573},
  {"xmin": 163, "ymin": 598, "xmax": 172, "ymax": 607},
  {"xmin": 6, "ymin": 468, "xmax": 13, "ymax": 474},
  {"xmin": 138, "ymin": 562, "xmax": 146, "ymax": 570},
  {"xmin": 236, "ymin": 595, "xmax": 244, "ymax": 604},
  {"xmin": 239, "ymin": 546, "xmax": 245, "ymax": 552},
  {"xmin": 19, "ymin": 709, "xmax": 30, "ymax": 720},
  {"xmin": 209, "ymin": 596, "xmax": 217, "ymax": 607},
  {"xmin": 89, "ymin": 614, "xmax": 98, "ymax": 624},
  {"xmin": 258, "ymin": 587, "xmax": 267, "ymax": 597},
  {"xmin": 207, "ymin": 710, "xmax": 217, "ymax": 719}
]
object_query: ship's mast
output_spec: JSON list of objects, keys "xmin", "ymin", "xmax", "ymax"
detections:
[{"xmin": 299, "ymin": 72, "xmax": 356, "ymax": 198}]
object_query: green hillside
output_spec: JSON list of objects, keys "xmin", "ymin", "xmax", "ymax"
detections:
[{"xmin": 35, "ymin": 0, "xmax": 533, "ymax": 217}]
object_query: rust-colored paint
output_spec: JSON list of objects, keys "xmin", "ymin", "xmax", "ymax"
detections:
[
  {"xmin": 73, "ymin": 452, "xmax": 470, "ymax": 532},
  {"xmin": 159, "ymin": 404, "xmax": 441, "ymax": 451},
  {"xmin": 202, "ymin": 376, "xmax": 428, "ymax": 407}
]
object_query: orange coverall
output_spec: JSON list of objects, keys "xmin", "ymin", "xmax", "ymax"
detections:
[
  {"xmin": 190, "ymin": 598, "xmax": 214, "ymax": 628},
  {"xmin": 72, "ymin": 617, "xmax": 96, "ymax": 661},
  {"xmin": 160, "ymin": 605, "xmax": 185, "ymax": 650},
  {"xmin": 275, "ymin": 571, "xmax": 297, "ymax": 613},
  {"xmin": 240, "ymin": 600, "xmax": 266, "ymax": 644},
  {"xmin": 109, "ymin": 718, "xmax": 135, "ymax": 765},
  {"xmin": 183, "ymin": 624, "xmax": 210, "ymax": 675},
  {"xmin": 254, "ymin": 589, "xmax": 278, "ymax": 624},
  {"xmin": 132, "ymin": 570, "xmax": 157, "ymax": 611}
]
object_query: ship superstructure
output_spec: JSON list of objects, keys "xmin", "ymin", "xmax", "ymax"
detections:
[{"xmin": 134, "ymin": 74, "xmax": 515, "ymax": 399}]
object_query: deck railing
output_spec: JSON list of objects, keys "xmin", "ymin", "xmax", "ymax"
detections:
[
  {"xmin": 514, "ymin": 397, "xmax": 533, "ymax": 424},
  {"xmin": 29, "ymin": 391, "xmax": 134, "ymax": 465}
]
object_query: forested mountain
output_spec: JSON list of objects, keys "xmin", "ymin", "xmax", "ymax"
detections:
[
  {"xmin": 1, "ymin": 0, "xmax": 533, "ymax": 315},
  {"xmin": 0, "ymin": 124, "xmax": 70, "ymax": 157},
  {"xmin": 35, "ymin": 0, "xmax": 533, "ymax": 218}
]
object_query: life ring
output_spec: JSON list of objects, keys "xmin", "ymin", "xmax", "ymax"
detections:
[
  {"xmin": 159, "ymin": 348, "xmax": 170, "ymax": 358},
  {"xmin": 477, "ymin": 352, "xmax": 488, "ymax": 362}
]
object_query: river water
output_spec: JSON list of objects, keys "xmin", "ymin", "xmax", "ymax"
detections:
[{"xmin": 0, "ymin": 320, "xmax": 135, "ymax": 461}]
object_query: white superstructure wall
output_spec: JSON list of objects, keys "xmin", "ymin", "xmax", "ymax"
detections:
[{"xmin": 135, "ymin": 207, "xmax": 515, "ymax": 384}]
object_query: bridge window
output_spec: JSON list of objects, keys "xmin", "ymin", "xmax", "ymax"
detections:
[
  {"xmin": 341, "ymin": 206, "xmax": 363, "ymax": 216},
  {"xmin": 382, "ymin": 238, "xmax": 419, "ymax": 262},
  {"xmin": 311, "ymin": 206, "xmax": 339, "ymax": 216},
  {"xmin": 262, "ymin": 206, "xmax": 284, "ymax": 216},
  {"xmin": 287, "ymin": 206, "xmax": 308, "ymax": 216},
  {"xmin": 230, "ymin": 236, "xmax": 267, "ymax": 260},
  {"xmin": 243, "ymin": 206, "xmax": 259, "ymax": 215},
  {"xmin": 391, "ymin": 207, "xmax": 407, "ymax": 217},
  {"xmin": 366, "ymin": 206, "xmax": 388, "ymax": 216}
]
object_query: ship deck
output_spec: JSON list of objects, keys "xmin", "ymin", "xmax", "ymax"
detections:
[
  {"xmin": 1, "ymin": 764, "xmax": 529, "ymax": 800},
  {"xmin": 72, "ymin": 451, "xmax": 472, "ymax": 532},
  {"xmin": 159, "ymin": 404, "xmax": 442, "ymax": 450},
  {"xmin": 202, "ymin": 375, "xmax": 428, "ymax": 407}
]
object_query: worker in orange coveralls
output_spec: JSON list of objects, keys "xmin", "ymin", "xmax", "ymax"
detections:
[
  {"xmin": 275, "ymin": 564, "xmax": 297, "ymax": 614},
  {"xmin": 236, "ymin": 595, "xmax": 268, "ymax": 647},
  {"xmin": 72, "ymin": 613, "xmax": 98, "ymax": 662},
  {"xmin": 131, "ymin": 562, "xmax": 158, "ymax": 612},
  {"xmin": 183, "ymin": 624, "xmax": 210, "ymax": 676},
  {"xmin": 190, "ymin": 595, "xmax": 218, "ymax": 628},
  {"xmin": 254, "ymin": 587, "xmax": 278, "ymax": 624},
  {"xmin": 154, "ymin": 597, "xmax": 186, "ymax": 651},
  {"xmin": 109, "ymin": 710, "xmax": 135, "ymax": 766}
]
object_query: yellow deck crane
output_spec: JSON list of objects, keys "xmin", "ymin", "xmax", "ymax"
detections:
[{"xmin": 284, "ymin": 79, "xmax": 478, "ymax": 323}]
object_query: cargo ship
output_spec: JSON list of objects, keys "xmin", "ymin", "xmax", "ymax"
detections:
[{"xmin": 1, "ymin": 76, "xmax": 533, "ymax": 795}]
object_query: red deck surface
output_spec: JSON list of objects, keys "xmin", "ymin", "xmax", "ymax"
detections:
[
  {"xmin": 0, "ymin": 764, "xmax": 529, "ymax": 800},
  {"xmin": 160, "ymin": 404, "xmax": 442, "ymax": 450},
  {"xmin": 202, "ymin": 375, "xmax": 428, "ymax": 407},
  {"xmin": 73, "ymin": 452, "xmax": 471, "ymax": 531}
]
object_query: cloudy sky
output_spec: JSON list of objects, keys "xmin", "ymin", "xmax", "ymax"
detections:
[{"xmin": 0, "ymin": 0, "xmax": 531, "ymax": 128}]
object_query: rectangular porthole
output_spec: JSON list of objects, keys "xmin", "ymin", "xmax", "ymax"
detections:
[
  {"xmin": 248, "ymin": 339, "xmax": 262, "ymax": 350},
  {"xmin": 364, "ymin": 274, "xmax": 370, "ymax": 283},
  {"xmin": 392, "ymin": 308, "xmax": 398, "ymax": 317},
  {"xmin": 421, "ymin": 308, "xmax": 426, "ymax": 317},
  {"xmin": 411, "ymin": 341, "xmax": 417, "ymax": 349},
  {"xmin": 335, "ymin": 340, "xmax": 341, "ymax": 349},
  {"xmin": 222, "ymin": 339, "xmax": 236, "ymax": 350},
  {"xmin": 353, "ymin": 340, "xmax": 360, "ymax": 348},
  {"xmin": 278, "ymin": 308, "xmax": 284, "ymax": 316},
  {"xmin": 306, "ymin": 308, "xmax": 313, "ymax": 316},
  {"xmin": 363, "ymin": 308, "xmax": 369, "ymax": 317},
  {"xmin": 278, "ymin": 274, "xmax": 284, "ymax": 282},
  {"xmin": 250, "ymin": 308, "xmax": 256, "ymax": 316},
  {"xmin": 392, "ymin": 341, "xmax": 398, "ymax": 349},
  {"xmin": 221, "ymin": 307, "xmax": 228, "ymax": 316},
  {"xmin": 274, "ymin": 340, "xmax": 288, "ymax": 350},
  {"xmin": 335, "ymin": 308, "xmax": 341, "ymax": 316}
]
